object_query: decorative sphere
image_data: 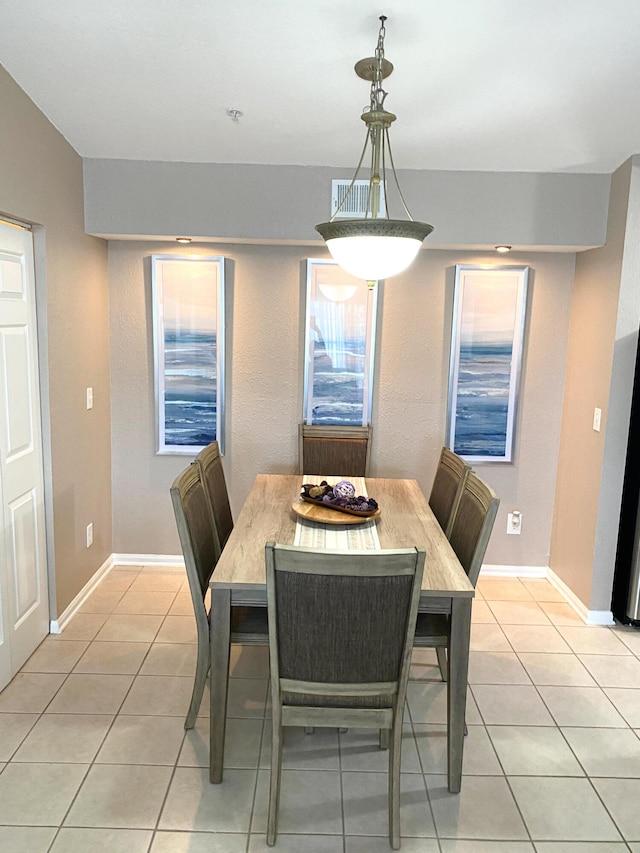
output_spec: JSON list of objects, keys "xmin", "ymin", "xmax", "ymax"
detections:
[{"xmin": 333, "ymin": 480, "xmax": 356, "ymax": 499}]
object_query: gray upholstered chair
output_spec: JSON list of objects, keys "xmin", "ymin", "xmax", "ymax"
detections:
[
  {"xmin": 265, "ymin": 542, "xmax": 424, "ymax": 849},
  {"xmin": 298, "ymin": 424, "xmax": 372, "ymax": 477},
  {"xmin": 196, "ymin": 441, "xmax": 234, "ymax": 558},
  {"xmin": 428, "ymin": 447, "xmax": 471, "ymax": 539},
  {"xmin": 170, "ymin": 465, "xmax": 268, "ymax": 729},
  {"xmin": 416, "ymin": 471, "xmax": 499, "ymax": 680}
]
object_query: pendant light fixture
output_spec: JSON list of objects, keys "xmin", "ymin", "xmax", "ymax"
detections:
[{"xmin": 316, "ymin": 16, "xmax": 433, "ymax": 288}]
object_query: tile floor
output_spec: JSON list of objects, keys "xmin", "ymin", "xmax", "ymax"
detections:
[{"xmin": 1, "ymin": 568, "xmax": 640, "ymax": 852}]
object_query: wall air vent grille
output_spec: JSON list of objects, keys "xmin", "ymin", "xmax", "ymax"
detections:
[{"xmin": 331, "ymin": 180, "xmax": 386, "ymax": 218}]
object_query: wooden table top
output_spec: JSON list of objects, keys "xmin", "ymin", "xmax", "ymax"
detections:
[{"xmin": 211, "ymin": 474, "xmax": 474, "ymax": 598}]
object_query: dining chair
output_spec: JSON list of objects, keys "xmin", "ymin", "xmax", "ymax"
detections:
[
  {"xmin": 196, "ymin": 441, "xmax": 234, "ymax": 558},
  {"xmin": 417, "ymin": 471, "xmax": 500, "ymax": 680},
  {"xmin": 298, "ymin": 423, "xmax": 372, "ymax": 477},
  {"xmin": 428, "ymin": 446, "xmax": 471, "ymax": 539},
  {"xmin": 265, "ymin": 542, "xmax": 425, "ymax": 849},
  {"xmin": 170, "ymin": 464, "xmax": 269, "ymax": 730}
]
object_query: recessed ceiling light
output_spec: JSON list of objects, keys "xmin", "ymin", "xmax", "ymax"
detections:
[
  {"xmin": 495, "ymin": 245, "xmax": 511, "ymax": 253},
  {"xmin": 176, "ymin": 237, "xmax": 192, "ymax": 243}
]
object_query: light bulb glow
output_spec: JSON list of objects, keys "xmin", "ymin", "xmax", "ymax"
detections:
[{"xmin": 325, "ymin": 235, "xmax": 422, "ymax": 281}]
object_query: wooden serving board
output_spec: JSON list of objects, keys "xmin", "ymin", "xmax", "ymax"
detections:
[{"xmin": 292, "ymin": 498, "xmax": 381, "ymax": 525}]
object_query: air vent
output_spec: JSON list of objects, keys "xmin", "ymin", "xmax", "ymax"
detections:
[{"xmin": 331, "ymin": 180, "xmax": 386, "ymax": 218}]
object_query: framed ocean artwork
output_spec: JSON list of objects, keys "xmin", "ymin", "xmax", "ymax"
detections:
[
  {"xmin": 447, "ymin": 265, "xmax": 529, "ymax": 463},
  {"xmin": 152, "ymin": 254, "xmax": 226, "ymax": 455},
  {"xmin": 303, "ymin": 259, "xmax": 378, "ymax": 427}
]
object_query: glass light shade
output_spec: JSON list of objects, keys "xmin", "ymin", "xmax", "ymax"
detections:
[
  {"xmin": 318, "ymin": 283, "xmax": 358, "ymax": 302},
  {"xmin": 316, "ymin": 219, "xmax": 433, "ymax": 282}
]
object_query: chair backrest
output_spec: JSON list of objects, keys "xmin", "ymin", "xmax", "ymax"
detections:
[
  {"xmin": 299, "ymin": 424, "xmax": 372, "ymax": 477},
  {"xmin": 265, "ymin": 543, "xmax": 424, "ymax": 705},
  {"xmin": 429, "ymin": 447, "xmax": 471, "ymax": 538},
  {"xmin": 170, "ymin": 464, "xmax": 216, "ymax": 604},
  {"xmin": 448, "ymin": 472, "xmax": 500, "ymax": 587},
  {"xmin": 196, "ymin": 441, "xmax": 233, "ymax": 559}
]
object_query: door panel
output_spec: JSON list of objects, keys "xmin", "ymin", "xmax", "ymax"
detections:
[{"xmin": 0, "ymin": 222, "xmax": 48, "ymax": 688}]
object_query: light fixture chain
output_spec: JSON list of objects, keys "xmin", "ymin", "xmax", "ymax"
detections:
[{"xmin": 370, "ymin": 16, "xmax": 388, "ymax": 112}]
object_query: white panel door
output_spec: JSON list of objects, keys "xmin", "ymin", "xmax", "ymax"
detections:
[{"xmin": 0, "ymin": 221, "xmax": 49, "ymax": 690}]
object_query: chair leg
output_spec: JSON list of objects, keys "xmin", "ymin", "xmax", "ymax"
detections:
[
  {"xmin": 388, "ymin": 720, "xmax": 402, "ymax": 849},
  {"xmin": 436, "ymin": 646, "xmax": 448, "ymax": 682},
  {"xmin": 267, "ymin": 711, "xmax": 283, "ymax": 846},
  {"xmin": 379, "ymin": 728, "xmax": 390, "ymax": 750},
  {"xmin": 185, "ymin": 631, "xmax": 209, "ymax": 730}
]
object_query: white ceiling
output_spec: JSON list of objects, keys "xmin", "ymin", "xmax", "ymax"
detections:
[{"xmin": 1, "ymin": 0, "xmax": 640, "ymax": 174}]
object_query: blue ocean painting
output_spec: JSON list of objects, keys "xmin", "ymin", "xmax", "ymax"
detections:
[
  {"xmin": 164, "ymin": 328, "xmax": 217, "ymax": 447},
  {"xmin": 453, "ymin": 341, "xmax": 513, "ymax": 457},
  {"xmin": 311, "ymin": 335, "xmax": 366, "ymax": 426}
]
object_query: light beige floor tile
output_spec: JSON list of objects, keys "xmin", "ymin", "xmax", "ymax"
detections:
[
  {"xmin": 74, "ymin": 641, "xmax": 151, "ymax": 674},
  {"xmin": 521, "ymin": 579, "xmax": 565, "ymax": 602},
  {"xmin": 100, "ymin": 571, "xmax": 141, "ymax": 591},
  {"xmin": 168, "ymin": 592, "xmax": 196, "ymax": 616},
  {"xmin": 409, "ymin": 662, "xmax": 442, "ymax": 681},
  {"xmin": 50, "ymin": 827, "xmax": 153, "ymax": 853},
  {"xmin": 347, "ymin": 839, "xmax": 441, "ymax": 853},
  {"xmin": 407, "ymin": 681, "xmax": 481, "ymax": 725},
  {"xmin": 154, "ymin": 831, "xmax": 248, "ymax": 852},
  {"xmin": 130, "ymin": 573, "xmax": 184, "ymax": 592},
  {"xmin": 342, "ymin": 770, "xmax": 435, "ymax": 837},
  {"xmin": 592, "ymin": 777, "xmax": 640, "ymax": 841},
  {"xmin": 471, "ymin": 685, "xmax": 554, "ymax": 725},
  {"xmin": 0, "ymin": 672, "xmax": 66, "ymax": 713},
  {"xmin": 251, "ymin": 767, "xmax": 342, "ymax": 835},
  {"xmin": 66, "ymin": 764, "xmax": 172, "ymax": 828},
  {"xmin": 261, "ymin": 724, "xmax": 340, "ymax": 771},
  {"xmin": 120, "ymin": 674, "xmax": 200, "ymax": 717},
  {"xmin": 488, "ymin": 725, "xmax": 583, "ymax": 775},
  {"xmin": 230, "ymin": 645, "xmax": 269, "ymax": 678},
  {"xmin": 538, "ymin": 685, "xmax": 627, "ymax": 727},
  {"xmin": 508, "ymin": 776, "xmax": 621, "ymax": 841},
  {"xmin": 21, "ymin": 638, "xmax": 88, "ymax": 673},
  {"xmin": 338, "ymin": 724, "xmax": 421, "ymax": 773},
  {"xmin": 470, "ymin": 623, "xmax": 512, "ymax": 652},
  {"xmin": 468, "ymin": 651, "xmax": 531, "ymax": 684},
  {"xmin": 95, "ymin": 614, "xmax": 164, "ymax": 643},
  {"xmin": 0, "ymin": 712, "xmax": 39, "ymax": 760},
  {"xmin": 155, "ymin": 615, "xmax": 198, "ymax": 643},
  {"xmin": 439, "ymin": 842, "xmax": 534, "ymax": 852},
  {"xmin": 411, "ymin": 647, "xmax": 438, "ymax": 665},
  {"xmin": 501, "ymin": 624, "xmax": 571, "ymax": 653},
  {"xmin": 425, "ymin": 774, "xmax": 527, "ymax": 839},
  {"xmin": 558, "ymin": 626, "xmax": 632, "ymax": 655},
  {"xmin": 539, "ymin": 601, "xmax": 585, "ymax": 626},
  {"xmin": 562, "ymin": 726, "xmax": 640, "ymax": 776},
  {"xmin": 140, "ymin": 642, "xmax": 197, "ymax": 676},
  {"xmin": 534, "ymin": 843, "xmax": 629, "ymax": 852},
  {"xmin": 160, "ymin": 767, "xmax": 257, "ymax": 832},
  {"xmin": 0, "ymin": 762, "xmax": 88, "ymax": 825},
  {"xmin": 252, "ymin": 834, "xmax": 343, "ymax": 852},
  {"xmin": 114, "ymin": 589, "xmax": 177, "ymax": 615},
  {"xmin": 12, "ymin": 713, "xmax": 113, "ymax": 763},
  {"xmin": 0, "ymin": 827, "xmax": 57, "ymax": 852},
  {"xmin": 79, "ymin": 588, "xmax": 126, "ymax": 614},
  {"xmin": 579, "ymin": 654, "xmax": 640, "ymax": 687},
  {"xmin": 53, "ymin": 612, "xmax": 108, "ymax": 641},
  {"xmin": 519, "ymin": 653, "xmax": 596, "ymax": 686},
  {"xmin": 471, "ymin": 600, "xmax": 497, "ymax": 623},
  {"xmin": 612, "ymin": 626, "xmax": 640, "ymax": 655},
  {"xmin": 414, "ymin": 724, "xmax": 503, "ymax": 775},
  {"xmin": 180, "ymin": 716, "xmax": 263, "ymax": 769},
  {"xmin": 603, "ymin": 687, "xmax": 640, "ymax": 726},
  {"xmin": 227, "ymin": 677, "xmax": 269, "ymax": 718},
  {"xmin": 96, "ymin": 714, "xmax": 186, "ymax": 764},
  {"xmin": 487, "ymin": 600, "xmax": 551, "ymax": 625},
  {"xmin": 47, "ymin": 673, "xmax": 134, "ymax": 714},
  {"xmin": 476, "ymin": 579, "xmax": 534, "ymax": 601}
]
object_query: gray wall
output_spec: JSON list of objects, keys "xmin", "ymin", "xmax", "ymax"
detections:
[
  {"xmin": 0, "ymin": 65, "xmax": 111, "ymax": 614},
  {"xmin": 109, "ymin": 239, "xmax": 574, "ymax": 567},
  {"xmin": 85, "ymin": 159, "xmax": 610, "ymax": 251}
]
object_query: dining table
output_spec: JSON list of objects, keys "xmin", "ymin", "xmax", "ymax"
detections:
[{"xmin": 209, "ymin": 473, "xmax": 474, "ymax": 793}]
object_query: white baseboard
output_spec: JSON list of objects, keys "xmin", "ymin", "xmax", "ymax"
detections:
[
  {"xmin": 547, "ymin": 567, "xmax": 615, "ymax": 626},
  {"xmin": 480, "ymin": 564, "xmax": 548, "ymax": 578},
  {"xmin": 50, "ymin": 554, "xmax": 115, "ymax": 634},
  {"xmin": 111, "ymin": 553, "xmax": 185, "ymax": 568}
]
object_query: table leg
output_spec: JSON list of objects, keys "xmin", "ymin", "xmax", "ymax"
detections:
[
  {"xmin": 447, "ymin": 596, "xmax": 472, "ymax": 793},
  {"xmin": 210, "ymin": 588, "xmax": 231, "ymax": 784}
]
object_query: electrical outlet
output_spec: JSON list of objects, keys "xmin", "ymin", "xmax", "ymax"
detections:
[
  {"xmin": 507, "ymin": 511, "xmax": 522, "ymax": 535},
  {"xmin": 86, "ymin": 387, "xmax": 93, "ymax": 410},
  {"xmin": 86, "ymin": 523, "xmax": 93, "ymax": 548}
]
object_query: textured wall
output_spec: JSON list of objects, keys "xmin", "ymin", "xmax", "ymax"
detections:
[
  {"xmin": 0, "ymin": 66, "xmax": 111, "ymax": 614},
  {"xmin": 109, "ymin": 240, "xmax": 574, "ymax": 566}
]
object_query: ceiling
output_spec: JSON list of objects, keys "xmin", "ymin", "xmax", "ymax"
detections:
[{"xmin": 1, "ymin": 0, "xmax": 640, "ymax": 174}]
